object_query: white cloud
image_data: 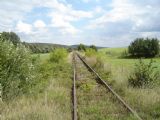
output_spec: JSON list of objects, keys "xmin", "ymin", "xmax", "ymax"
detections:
[
  {"xmin": 88, "ymin": 0, "xmax": 160, "ymax": 31},
  {"xmin": 16, "ymin": 21, "xmax": 32, "ymax": 34},
  {"xmin": 95, "ymin": 6, "xmax": 103, "ymax": 13},
  {"xmin": 34, "ymin": 20, "xmax": 46, "ymax": 28},
  {"xmin": 46, "ymin": 0, "xmax": 93, "ymax": 34},
  {"xmin": 82, "ymin": 0, "xmax": 100, "ymax": 3}
]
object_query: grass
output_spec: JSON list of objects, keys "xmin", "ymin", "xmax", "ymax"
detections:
[
  {"xmin": 75, "ymin": 55, "xmax": 136, "ymax": 120},
  {"xmin": 1, "ymin": 53, "xmax": 72, "ymax": 120},
  {"xmin": 32, "ymin": 53, "xmax": 50, "ymax": 63},
  {"xmin": 97, "ymin": 47, "xmax": 160, "ymax": 120}
]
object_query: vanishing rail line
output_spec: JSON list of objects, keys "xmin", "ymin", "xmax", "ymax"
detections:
[{"xmin": 72, "ymin": 52, "xmax": 142, "ymax": 120}]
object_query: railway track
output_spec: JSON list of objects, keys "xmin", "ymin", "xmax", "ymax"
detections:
[{"xmin": 72, "ymin": 52, "xmax": 142, "ymax": 120}]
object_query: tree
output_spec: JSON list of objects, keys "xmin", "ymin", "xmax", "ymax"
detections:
[
  {"xmin": 78, "ymin": 44, "xmax": 86, "ymax": 51},
  {"xmin": 89, "ymin": 45, "xmax": 97, "ymax": 51},
  {"xmin": 0, "ymin": 32, "xmax": 21, "ymax": 46},
  {"xmin": 128, "ymin": 38, "xmax": 160, "ymax": 58}
]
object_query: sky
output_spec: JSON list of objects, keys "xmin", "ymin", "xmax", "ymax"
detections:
[{"xmin": 0, "ymin": 0, "xmax": 160, "ymax": 47}]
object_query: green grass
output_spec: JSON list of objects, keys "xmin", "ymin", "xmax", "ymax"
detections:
[
  {"xmin": 32, "ymin": 53, "xmax": 50, "ymax": 63},
  {"xmin": 99, "ymin": 47, "xmax": 160, "ymax": 69},
  {"xmin": 76, "ymin": 55, "xmax": 136, "ymax": 120},
  {"xmin": 1, "ymin": 53, "xmax": 72, "ymax": 120},
  {"xmin": 97, "ymin": 47, "xmax": 160, "ymax": 120}
]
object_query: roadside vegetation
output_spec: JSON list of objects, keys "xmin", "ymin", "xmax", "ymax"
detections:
[
  {"xmin": 0, "ymin": 32, "xmax": 72, "ymax": 120},
  {"xmin": 78, "ymin": 39, "xmax": 160, "ymax": 120}
]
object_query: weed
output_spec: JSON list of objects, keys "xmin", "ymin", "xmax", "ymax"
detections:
[{"xmin": 128, "ymin": 59, "xmax": 159, "ymax": 88}]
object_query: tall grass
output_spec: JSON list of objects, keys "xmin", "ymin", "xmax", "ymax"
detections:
[
  {"xmin": 98, "ymin": 48, "xmax": 160, "ymax": 119},
  {"xmin": 1, "ymin": 46, "xmax": 72, "ymax": 119}
]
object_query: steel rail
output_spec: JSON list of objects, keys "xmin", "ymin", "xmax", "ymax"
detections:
[
  {"xmin": 72, "ymin": 53, "xmax": 78, "ymax": 120},
  {"xmin": 76, "ymin": 53, "xmax": 142, "ymax": 120}
]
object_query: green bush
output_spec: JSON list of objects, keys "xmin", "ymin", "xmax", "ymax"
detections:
[
  {"xmin": 0, "ymin": 32, "xmax": 21, "ymax": 46},
  {"xmin": 85, "ymin": 48, "xmax": 97, "ymax": 57},
  {"xmin": 50, "ymin": 48, "xmax": 68, "ymax": 63},
  {"xmin": 77, "ymin": 44, "xmax": 86, "ymax": 51},
  {"xmin": 128, "ymin": 38, "xmax": 160, "ymax": 58},
  {"xmin": 0, "ymin": 40, "xmax": 37, "ymax": 101},
  {"xmin": 89, "ymin": 45, "xmax": 97, "ymax": 52},
  {"xmin": 128, "ymin": 59, "xmax": 159, "ymax": 88}
]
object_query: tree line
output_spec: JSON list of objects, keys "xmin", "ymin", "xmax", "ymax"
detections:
[{"xmin": 128, "ymin": 38, "xmax": 160, "ymax": 58}]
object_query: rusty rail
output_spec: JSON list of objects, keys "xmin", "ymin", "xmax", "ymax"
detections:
[
  {"xmin": 76, "ymin": 53, "xmax": 142, "ymax": 120},
  {"xmin": 72, "ymin": 53, "xmax": 77, "ymax": 120}
]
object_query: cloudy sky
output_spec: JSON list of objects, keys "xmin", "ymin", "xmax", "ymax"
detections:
[{"xmin": 0, "ymin": 0, "xmax": 160, "ymax": 47}]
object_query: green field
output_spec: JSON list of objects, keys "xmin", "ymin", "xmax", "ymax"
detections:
[
  {"xmin": 96, "ymin": 48, "xmax": 160, "ymax": 120},
  {"xmin": 99, "ymin": 47, "xmax": 160, "ymax": 69}
]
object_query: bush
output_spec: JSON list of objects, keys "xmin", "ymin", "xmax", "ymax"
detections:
[
  {"xmin": 77, "ymin": 44, "xmax": 86, "ymax": 51},
  {"xmin": 128, "ymin": 38, "xmax": 160, "ymax": 58},
  {"xmin": 0, "ymin": 40, "xmax": 37, "ymax": 101},
  {"xmin": 50, "ymin": 48, "xmax": 68, "ymax": 63},
  {"xmin": 0, "ymin": 32, "xmax": 20, "ymax": 46},
  {"xmin": 85, "ymin": 48, "xmax": 97, "ymax": 57},
  {"xmin": 89, "ymin": 45, "xmax": 97, "ymax": 52},
  {"xmin": 128, "ymin": 59, "xmax": 159, "ymax": 88}
]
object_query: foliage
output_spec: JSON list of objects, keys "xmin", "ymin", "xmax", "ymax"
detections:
[
  {"xmin": 85, "ymin": 48, "xmax": 97, "ymax": 57},
  {"xmin": 128, "ymin": 59, "xmax": 159, "ymax": 88},
  {"xmin": 67, "ymin": 47, "xmax": 73, "ymax": 52},
  {"xmin": 78, "ymin": 43, "xmax": 86, "ymax": 51},
  {"xmin": 128, "ymin": 38, "xmax": 160, "ymax": 58},
  {"xmin": 23, "ymin": 42, "xmax": 67, "ymax": 53},
  {"xmin": 0, "ymin": 32, "xmax": 20, "ymax": 46},
  {"xmin": 50, "ymin": 48, "xmax": 68, "ymax": 63},
  {"xmin": 0, "ymin": 40, "xmax": 37, "ymax": 101},
  {"xmin": 89, "ymin": 45, "xmax": 97, "ymax": 51},
  {"xmin": 121, "ymin": 50, "xmax": 129, "ymax": 58}
]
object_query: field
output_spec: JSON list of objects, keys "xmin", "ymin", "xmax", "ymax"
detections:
[
  {"xmin": 1, "ymin": 47, "xmax": 160, "ymax": 120},
  {"xmin": 97, "ymin": 48, "xmax": 160, "ymax": 120}
]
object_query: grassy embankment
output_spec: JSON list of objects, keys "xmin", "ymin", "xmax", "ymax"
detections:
[
  {"xmin": 1, "ymin": 53, "xmax": 72, "ymax": 120},
  {"xmin": 97, "ymin": 48, "xmax": 160, "ymax": 120}
]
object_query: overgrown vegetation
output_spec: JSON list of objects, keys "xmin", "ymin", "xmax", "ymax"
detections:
[
  {"xmin": 128, "ymin": 38, "xmax": 160, "ymax": 58},
  {"xmin": 23, "ymin": 42, "xmax": 67, "ymax": 53},
  {"xmin": 77, "ymin": 44, "xmax": 98, "ymax": 52},
  {"xmin": 0, "ymin": 32, "xmax": 72, "ymax": 119},
  {"xmin": 0, "ymin": 31, "xmax": 20, "ymax": 46},
  {"xmin": 128, "ymin": 59, "xmax": 159, "ymax": 88},
  {"xmin": 50, "ymin": 48, "xmax": 68, "ymax": 63},
  {"xmin": 99, "ymin": 47, "xmax": 160, "ymax": 119},
  {"xmin": 77, "ymin": 43, "xmax": 86, "ymax": 51},
  {"xmin": 0, "ymin": 40, "xmax": 38, "ymax": 101}
]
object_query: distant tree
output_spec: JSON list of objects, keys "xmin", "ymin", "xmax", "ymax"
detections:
[
  {"xmin": 89, "ymin": 45, "xmax": 97, "ymax": 51},
  {"xmin": 78, "ymin": 44, "xmax": 86, "ymax": 51},
  {"xmin": 0, "ymin": 32, "xmax": 21, "ymax": 46},
  {"xmin": 67, "ymin": 48, "xmax": 72, "ymax": 52},
  {"xmin": 128, "ymin": 38, "xmax": 160, "ymax": 58}
]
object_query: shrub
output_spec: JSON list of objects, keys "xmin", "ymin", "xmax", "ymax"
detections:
[
  {"xmin": 0, "ymin": 32, "xmax": 20, "ymax": 46},
  {"xmin": 50, "ymin": 48, "xmax": 68, "ymax": 63},
  {"xmin": 89, "ymin": 45, "xmax": 97, "ymax": 52},
  {"xmin": 128, "ymin": 38, "xmax": 160, "ymax": 58},
  {"xmin": 77, "ymin": 44, "xmax": 86, "ymax": 51},
  {"xmin": 128, "ymin": 59, "xmax": 159, "ymax": 88},
  {"xmin": 0, "ymin": 40, "xmax": 37, "ymax": 101},
  {"xmin": 85, "ymin": 48, "xmax": 97, "ymax": 57}
]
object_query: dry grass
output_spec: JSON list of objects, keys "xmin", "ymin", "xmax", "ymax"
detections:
[
  {"xmin": 83, "ymin": 49, "xmax": 160, "ymax": 120},
  {"xmin": 1, "ymin": 53, "xmax": 72, "ymax": 120},
  {"xmin": 1, "ymin": 76, "xmax": 72, "ymax": 120}
]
